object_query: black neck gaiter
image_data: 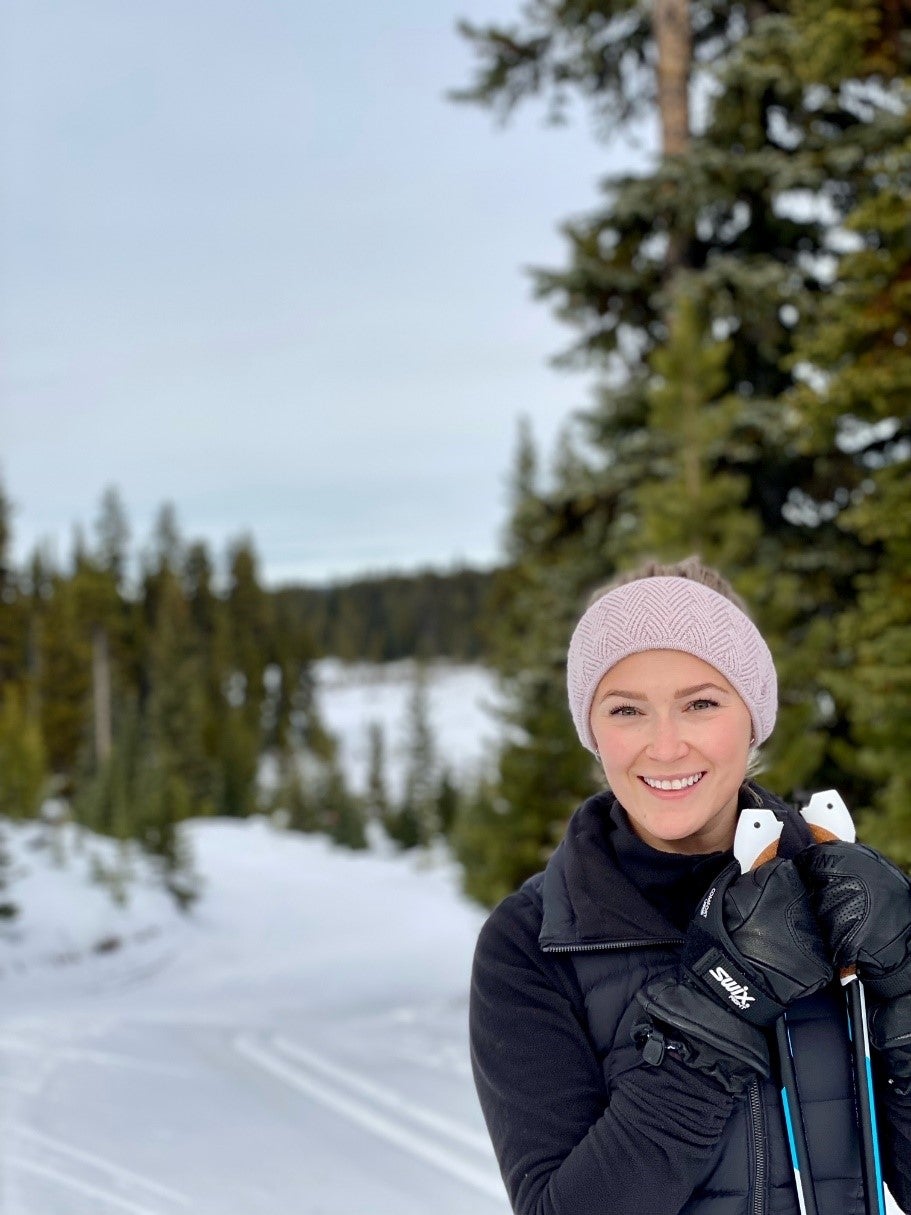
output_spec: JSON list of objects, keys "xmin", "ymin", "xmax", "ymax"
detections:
[{"xmin": 607, "ymin": 799, "xmax": 733, "ymax": 934}]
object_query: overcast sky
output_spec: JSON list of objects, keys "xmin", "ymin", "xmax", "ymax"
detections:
[{"xmin": 1, "ymin": 0, "xmax": 649, "ymax": 586}]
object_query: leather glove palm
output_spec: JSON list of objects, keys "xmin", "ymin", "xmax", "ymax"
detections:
[{"xmin": 796, "ymin": 840, "xmax": 911, "ymax": 1095}]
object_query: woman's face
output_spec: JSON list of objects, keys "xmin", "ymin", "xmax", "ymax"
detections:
[{"xmin": 589, "ymin": 649, "xmax": 753, "ymax": 855}]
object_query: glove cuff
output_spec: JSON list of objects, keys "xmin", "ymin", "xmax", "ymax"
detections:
[
  {"xmin": 684, "ymin": 923, "xmax": 788, "ymax": 1026},
  {"xmin": 634, "ymin": 977, "xmax": 770, "ymax": 1095}
]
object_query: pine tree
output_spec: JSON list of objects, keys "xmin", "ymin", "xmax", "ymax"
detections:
[
  {"xmin": 0, "ymin": 685, "xmax": 47, "ymax": 819},
  {"xmin": 365, "ymin": 721, "xmax": 390, "ymax": 822},
  {"xmin": 787, "ymin": 122, "xmax": 911, "ymax": 858},
  {"xmin": 224, "ymin": 536, "xmax": 272, "ymax": 732},
  {"xmin": 145, "ymin": 571, "xmax": 215, "ymax": 816},
  {"xmin": 321, "ymin": 756, "xmax": 367, "ymax": 851},
  {"xmin": 38, "ymin": 577, "xmax": 93, "ymax": 781},
  {"xmin": 215, "ymin": 706, "xmax": 259, "ymax": 818},
  {"xmin": 183, "ymin": 539, "xmax": 229, "ymax": 770},
  {"xmin": 450, "ymin": 0, "xmax": 911, "ymax": 896},
  {"xmin": 74, "ymin": 697, "xmax": 143, "ymax": 842},
  {"xmin": 0, "ymin": 480, "xmax": 26, "ymax": 689},
  {"xmin": 131, "ymin": 751, "xmax": 200, "ymax": 909},
  {"xmin": 94, "ymin": 486, "xmax": 131, "ymax": 592},
  {"xmin": 435, "ymin": 766, "xmax": 460, "ymax": 838},
  {"xmin": 399, "ymin": 665, "xmax": 439, "ymax": 846},
  {"xmin": 276, "ymin": 757, "xmax": 323, "ymax": 834},
  {"xmin": 450, "ymin": 415, "xmax": 602, "ymax": 902}
]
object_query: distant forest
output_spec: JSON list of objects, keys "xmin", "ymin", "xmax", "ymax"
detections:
[
  {"xmin": 274, "ymin": 567, "xmax": 498, "ymax": 663},
  {"xmin": 0, "ymin": 484, "xmax": 499, "ymax": 911}
]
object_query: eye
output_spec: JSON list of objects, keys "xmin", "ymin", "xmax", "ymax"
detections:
[
  {"xmin": 608, "ymin": 704, "xmax": 640, "ymax": 717},
  {"xmin": 688, "ymin": 697, "xmax": 720, "ymax": 711}
]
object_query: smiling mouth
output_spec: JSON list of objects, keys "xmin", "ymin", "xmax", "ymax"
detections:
[{"xmin": 639, "ymin": 773, "xmax": 706, "ymax": 792}]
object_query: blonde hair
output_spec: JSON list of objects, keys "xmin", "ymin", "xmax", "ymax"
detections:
[{"xmin": 586, "ymin": 554, "xmax": 750, "ymax": 616}]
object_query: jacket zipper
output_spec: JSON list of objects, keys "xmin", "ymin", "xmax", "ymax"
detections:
[
  {"xmin": 747, "ymin": 1077, "xmax": 768, "ymax": 1215},
  {"xmin": 542, "ymin": 939, "xmax": 680, "ymax": 953}
]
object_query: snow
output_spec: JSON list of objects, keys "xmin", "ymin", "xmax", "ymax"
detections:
[
  {"xmin": 313, "ymin": 657, "xmax": 505, "ymax": 799},
  {"xmin": 0, "ymin": 818, "xmax": 508, "ymax": 1215}
]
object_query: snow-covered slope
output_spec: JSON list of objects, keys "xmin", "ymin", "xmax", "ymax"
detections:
[{"xmin": 0, "ymin": 816, "xmax": 505, "ymax": 1214}]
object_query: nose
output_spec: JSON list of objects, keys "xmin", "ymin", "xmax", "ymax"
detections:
[{"xmin": 645, "ymin": 715, "xmax": 688, "ymax": 762}]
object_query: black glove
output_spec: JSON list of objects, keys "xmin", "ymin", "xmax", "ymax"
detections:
[
  {"xmin": 795, "ymin": 841, "xmax": 911, "ymax": 1000},
  {"xmin": 634, "ymin": 858, "xmax": 832, "ymax": 1094},
  {"xmin": 870, "ymin": 992, "xmax": 911, "ymax": 1098}
]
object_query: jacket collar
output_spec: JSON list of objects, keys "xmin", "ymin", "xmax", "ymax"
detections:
[{"xmin": 538, "ymin": 781, "xmax": 810, "ymax": 952}]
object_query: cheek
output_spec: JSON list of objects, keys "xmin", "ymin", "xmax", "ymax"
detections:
[
  {"xmin": 593, "ymin": 726, "xmax": 637, "ymax": 769},
  {"xmin": 716, "ymin": 723, "xmax": 753, "ymax": 771}
]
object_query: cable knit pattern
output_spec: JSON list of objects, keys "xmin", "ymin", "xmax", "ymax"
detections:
[{"xmin": 567, "ymin": 577, "xmax": 777, "ymax": 753}]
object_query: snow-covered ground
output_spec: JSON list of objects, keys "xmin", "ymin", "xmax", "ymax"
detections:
[{"xmin": 0, "ymin": 819, "xmax": 507, "ymax": 1215}]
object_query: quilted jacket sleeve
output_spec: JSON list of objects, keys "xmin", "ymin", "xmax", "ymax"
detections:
[{"xmin": 875, "ymin": 1075, "xmax": 911, "ymax": 1213}]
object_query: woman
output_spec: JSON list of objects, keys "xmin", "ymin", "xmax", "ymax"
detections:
[{"xmin": 470, "ymin": 558, "xmax": 911, "ymax": 1215}]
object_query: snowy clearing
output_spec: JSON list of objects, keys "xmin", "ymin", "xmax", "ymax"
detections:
[{"xmin": 313, "ymin": 657, "xmax": 506, "ymax": 799}]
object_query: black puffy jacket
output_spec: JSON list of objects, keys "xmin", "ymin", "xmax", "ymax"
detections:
[{"xmin": 469, "ymin": 782, "xmax": 911, "ymax": 1215}]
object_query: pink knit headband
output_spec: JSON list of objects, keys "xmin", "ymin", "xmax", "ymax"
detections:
[{"xmin": 567, "ymin": 576, "xmax": 777, "ymax": 754}]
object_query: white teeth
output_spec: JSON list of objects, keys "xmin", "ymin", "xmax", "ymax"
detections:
[{"xmin": 642, "ymin": 773, "xmax": 704, "ymax": 791}]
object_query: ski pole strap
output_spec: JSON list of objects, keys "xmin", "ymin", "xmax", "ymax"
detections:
[{"xmin": 683, "ymin": 927, "xmax": 787, "ymax": 1026}]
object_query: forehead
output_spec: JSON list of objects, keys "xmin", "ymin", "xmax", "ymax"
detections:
[{"xmin": 596, "ymin": 649, "xmax": 735, "ymax": 696}]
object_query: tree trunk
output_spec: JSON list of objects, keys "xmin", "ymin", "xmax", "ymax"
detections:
[{"xmin": 653, "ymin": 0, "xmax": 692, "ymax": 156}]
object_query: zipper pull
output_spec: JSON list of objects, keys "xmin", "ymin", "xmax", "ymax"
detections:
[{"xmin": 641, "ymin": 1027, "xmax": 667, "ymax": 1067}]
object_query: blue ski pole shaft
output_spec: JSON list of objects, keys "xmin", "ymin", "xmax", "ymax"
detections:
[
  {"xmin": 844, "ymin": 974, "xmax": 887, "ymax": 1215},
  {"xmin": 775, "ymin": 1016, "xmax": 817, "ymax": 1215}
]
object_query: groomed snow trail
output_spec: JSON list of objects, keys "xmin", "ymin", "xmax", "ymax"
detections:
[{"xmin": 0, "ymin": 819, "xmax": 510, "ymax": 1215}]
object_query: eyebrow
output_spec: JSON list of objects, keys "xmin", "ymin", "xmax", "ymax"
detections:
[{"xmin": 597, "ymin": 682, "xmax": 728, "ymax": 703}]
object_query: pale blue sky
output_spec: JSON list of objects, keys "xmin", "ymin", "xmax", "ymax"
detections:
[{"xmin": 1, "ymin": 0, "xmax": 648, "ymax": 585}]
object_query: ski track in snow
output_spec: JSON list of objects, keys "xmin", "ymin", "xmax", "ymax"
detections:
[
  {"xmin": 272, "ymin": 1034, "xmax": 489, "ymax": 1152},
  {"xmin": 5, "ymin": 1158, "xmax": 165, "ymax": 1215},
  {"xmin": 234, "ymin": 1031, "xmax": 505, "ymax": 1202},
  {"xmin": 6, "ymin": 1125, "xmax": 191, "ymax": 1215}
]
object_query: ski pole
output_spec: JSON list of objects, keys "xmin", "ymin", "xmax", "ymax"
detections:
[
  {"xmin": 801, "ymin": 791, "xmax": 887, "ymax": 1215},
  {"xmin": 733, "ymin": 808, "xmax": 818, "ymax": 1215}
]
